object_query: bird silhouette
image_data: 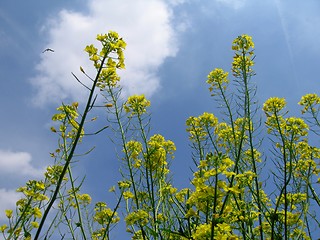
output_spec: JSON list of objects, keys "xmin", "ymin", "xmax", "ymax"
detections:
[{"xmin": 42, "ymin": 48, "xmax": 55, "ymax": 53}]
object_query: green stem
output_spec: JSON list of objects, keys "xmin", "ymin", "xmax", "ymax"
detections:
[
  {"xmin": 241, "ymin": 50, "xmax": 264, "ymax": 240},
  {"xmin": 107, "ymin": 87, "xmax": 147, "ymax": 240},
  {"xmin": 34, "ymin": 48, "xmax": 110, "ymax": 240},
  {"xmin": 67, "ymin": 166, "xmax": 87, "ymax": 240},
  {"xmin": 7, "ymin": 197, "xmax": 33, "ymax": 239}
]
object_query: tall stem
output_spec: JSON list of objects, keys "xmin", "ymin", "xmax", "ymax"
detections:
[{"xmin": 34, "ymin": 51, "xmax": 109, "ymax": 240}]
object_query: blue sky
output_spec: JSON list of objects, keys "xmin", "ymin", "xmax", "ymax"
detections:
[{"xmin": 0, "ymin": 0, "xmax": 320, "ymax": 237}]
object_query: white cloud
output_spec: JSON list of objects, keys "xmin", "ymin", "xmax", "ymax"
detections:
[
  {"xmin": 0, "ymin": 189, "xmax": 21, "ymax": 222},
  {"xmin": 31, "ymin": 0, "xmax": 184, "ymax": 106},
  {"xmin": 0, "ymin": 150, "xmax": 43, "ymax": 223},
  {"xmin": 0, "ymin": 150, "xmax": 44, "ymax": 178}
]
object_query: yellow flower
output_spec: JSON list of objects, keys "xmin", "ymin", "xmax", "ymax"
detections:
[
  {"xmin": 207, "ymin": 68, "xmax": 229, "ymax": 92},
  {"xmin": 191, "ymin": 223, "xmax": 211, "ymax": 239},
  {"xmin": 263, "ymin": 97, "xmax": 286, "ymax": 114},
  {"xmin": 78, "ymin": 193, "xmax": 92, "ymax": 205},
  {"xmin": 5, "ymin": 209, "xmax": 13, "ymax": 219},
  {"xmin": 31, "ymin": 221, "xmax": 39, "ymax": 228},
  {"xmin": 125, "ymin": 210, "xmax": 149, "ymax": 226},
  {"xmin": 125, "ymin": 140, "xmax": 143, "ymax": 160},
  {"xmin": 123, "ymin": 191, "xmax": 134, "ymax": 200},
  {"xmin": 33, "ymin": 207, "xmax": 42, "ymax": 218},
  {"xmin": 0, "ymin": 224, "xmax": 8, "ymax": 232},
  {"xmin": 144, "ymin": 134, "xmax": 176, "ymax": 172},
  {"xmin": 231, "ymin": 35, "xmax": 255, "ymax": 77},
  {"xmin": 284, "ymin": 117, "xmax": 309, "ymax": 136},
  {"xmin": 298, "ymin": 93, "xmax": 320, "ymax": 112},
  {"xmin": 124, "ymin": 95, "xmax": 151, "ymax": 116},
  {"xmin": 232, "ymin": 34, "xmax": 254, "ymax": 51},
  {"xmin": 186, "ymin": 113, "xmax": 218, "ymax": 142},
  {"xmin": 118, "ymin": 181, "xmax": 131, "ymax": 189},
  {"xmin": 94, "ymin": 202, "xmax": 120, "ymax": 224}
]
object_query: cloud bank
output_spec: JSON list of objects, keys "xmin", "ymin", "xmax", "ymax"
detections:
[
  {"xmin": 31, "ymin": 0, "xmax": 183, "ymax": 106},
  {"xmin": 0, "ymin": 150, "xmax": 44, "ymax": 222},
  {"xmin": 0, "ymin": 189, "xmax": 21, "ymax": 222},
  {"xmin": 0, "ymin": 150, "xmax": 44, "ymax": 177}
]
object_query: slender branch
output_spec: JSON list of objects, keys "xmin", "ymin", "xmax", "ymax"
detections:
[{"xmin": 34, "ymin": 49, "xmax": 110, "ymax": 240}]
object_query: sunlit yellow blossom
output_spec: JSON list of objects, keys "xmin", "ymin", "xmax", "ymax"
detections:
[
  {"xmin": 5, "ymin": 209, "xmax": 13, "ymax": 219},
  {"xmin": 85, "ymin": 31, "xmax": 126, "ymax": 87},
  {"xmin": 97, "ymin": 67, "xmax": 120, "ymax": 88},
  {"xmin": 185, "ymin": 208, "xmax": 197, "ymax": 218},
  {"xmin": 31, "ymin": 221, "xmax": 39, "ymax": 228},
  {"xmin": 243, "ymin": 148, "xmax": 262, "ymax": 162},
  {"xmin": 33, "ymin": 207, "xmax": 42, "ymax": 218},
  {"xmin": 191, "ymin": 223, "xmax": 211, "ymax": 239},
  {"xmin": 0, "ymin": 224, "xmax": 8, "ymax": 232},
  {"xmin": 125, "ymin": 140, "xmax": 143, "ymax": 160},
  {"xmin": 231, "ymin": 35, "xmax": 255, "ymax": 77},
  {"xmin": 125, "ymin": 210, "xmax": 149, "ymax": 226},
  {"xmin": 84, "ymin": 44, "xmax": 98, "ymax": 56},
  {"xmin": 227, "ymin": 186, "xmax": 241, "ymax": 194},
  {"xmin": 123, "ymin": 191, "xmax": 134, "ymax": 200},
  {"xmin": 94, "ymin": 202, "xmax": 120, "ymax": 224},
  {"xmin": 144, "ymin": 134, "xmax": 176, "ymax": 171},
  {"xmin": 263, "ymin": 97, "xmax": 286, "ymax": 114},
  {"xmin": 207, "ymin": 68, "xmax": 229, "ymax": 93},
  {"xmin": 298, "ymin": 93, "xmax": 320, "ymax": 113},
  {"xmin": 232, "ymin": 35, "xmax": 254, "ymax": 51},
  {"xmin": 160, "ymin": 184, "xmax": 177, "ymax": 195},
  {"xmin": 124, "ymin": 95, "xmax": 151, "ymax": 116},
  {"xmin": 175, "ymin": 188, "xmax": 190, "ymax": 202},
  {"xmin": 186, "ymin": 113, "xmax": 218, "ymax": 142},
  {"xmin": 232, "ymin": 54, "xmax": 254, "ymax": 77},
  {"xmin": 118, "ymin": 181, "xmax": 131, "ymax": 189},
  {"xmin": 78, "ymin": 193, "xmax": 92, "ymax": 205},
  {"xmin": 283, "ymin": 117, "xmax": 308, "ymax": 136}
]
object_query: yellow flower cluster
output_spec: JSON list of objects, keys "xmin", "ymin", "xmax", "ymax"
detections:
[
  {"xmin": 125, "ymin": 140, "xmax": 143, "ymax": 168},
  {"xmin": 299, "ymin": 93, "xmax": 320, "ymax": 113},
  {"xmin": 44, "ymin": 165, "xmax": 67, "ymax": 184},
  {"xmin": 264, "ymin": 99, "xmax": 309, "ymax": 139},
  {"xmin": 277, "ymin": 193, "xmax": 307, "ymax": 207},
  {"xmin": 93, "ymin": 202, "xmax": 120, "ymax": 225},
  {"xmin": 263, "ymin": 97, "xmax": 286, "ymax": 114},
  {"xmin": 85, "ymin": 31, "xmax": 126, "ymax": 89},
  {"xmin": 191, "ymin": 223, "xmax": 211, "ymax": 239},
  {"xmin": 232, "ymin": 35, "xmax": 254, "ymax": 51},
  {"xmin": 186, "ymin": 152, "xmax": 240, "ymax": 217},
  {"xmin": 207, "ymin": 68, "xmax": 229, "ymax": 93},
  {"xmin": 51, "ymin": 102, "xmax": 84, "ymax": 141},
  {"xmin": 145, "ymin": 134, "xmax": 176, "ymax": 172},
  {"xmin": 123, "ymin": 190, "xmax": 135, "ymax": 200},
  {"xmin": 124, "ymin": 94, "xmax": 151, "ymax": 116},
  {"xmin": 292, "ymin": 141, "xmax": 320, "ymax": 178},
  {"xmin": 125, "ymin": 209, "xmax": 149, "ymax": 227},
  {"xmin": 186, "ymin": 112, "xmax": 218, "ymax": 141},
  {"xmin": 214, "ymin": 118, "xmax": 250, "ymax": 148},
  {"xmin": 1, "ymin": 179, "xmax": 50, "ymax": 238},
  {"xmin": 16, "ymin": 180, "xmax": 48, "ymax": 202},
  {"xmin": 76, "ymin": 193, "xmax": 92, "ymax": 206},
  {"xmin": 231, "ymin": 35, "xmax": 255, "ymax": 78},
  {"xmin": 118, "ymin": 180, "xmax": 131, "ymax": 189},
  {"xmin": 283, "ymin": 117, "xmax": 309, "ymax": 137}
]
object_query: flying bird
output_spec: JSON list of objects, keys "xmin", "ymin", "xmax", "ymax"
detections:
[{"xmin": 42, "ymin": 48, "xmax": 55, "ymax": 53}]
